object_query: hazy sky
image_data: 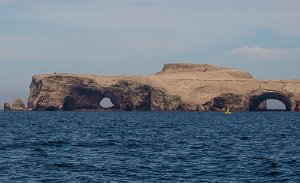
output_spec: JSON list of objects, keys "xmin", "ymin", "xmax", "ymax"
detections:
[{"xmin": 1, "ymin": 0, "xmax": 300, "ymax": 105}]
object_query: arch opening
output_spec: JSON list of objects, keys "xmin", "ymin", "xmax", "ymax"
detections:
[
  {"xmin": 100, "ymin": 97, "xmax": 114, "ymax": 109},
  {"xmin": 266, "ymin": 99, "xmax": 286, "ymax": 111},
  {"xmin": 249, "ymin": 92, "xmax": 291, "ymax": 111}
]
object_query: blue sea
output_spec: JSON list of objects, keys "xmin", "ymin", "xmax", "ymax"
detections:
[{"xmin": 0, "ymin": 111, "xmax": 299, "ymax": 182}]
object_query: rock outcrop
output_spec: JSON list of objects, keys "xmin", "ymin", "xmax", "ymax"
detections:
[
  {"xmin": 11, "ymin": 97, "xmax": 27, "ymax": 110},
  {"xmin": 15, "ymin": 63, "xmax": 300, "ymax": 111},
  {"xmin": 4, "ymin": 102, "xmax": 11, "ymax": 111},
  {"xmin": 4, "ymin": 97, "xmax": 27, "ymax": 111}
]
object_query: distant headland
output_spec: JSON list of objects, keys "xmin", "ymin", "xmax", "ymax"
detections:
[{"xmin": 3, "ymin": 63, "xmax": 300, "ymax": 112}]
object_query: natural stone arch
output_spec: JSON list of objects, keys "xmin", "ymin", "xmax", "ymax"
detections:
[
  {"xmin": 62, "ymin": 88, "xmax": 121, "ymax": 111},
  {"xmin": 249, "ymin": 92, "xmax": 292, "ymax": 111},
  {"xmin": 62, "ymin": 83, "xmax": 154, "ymax": 111}
]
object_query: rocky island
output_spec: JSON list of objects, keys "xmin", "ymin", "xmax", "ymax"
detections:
[{"xmin": 4, "ymin": 64, "xmax": 300, "ymax": 111}]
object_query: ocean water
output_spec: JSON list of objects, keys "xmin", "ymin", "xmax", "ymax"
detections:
[{"xmin": 0, "ymin": 111, "xmax": 299, "ymax": 183}]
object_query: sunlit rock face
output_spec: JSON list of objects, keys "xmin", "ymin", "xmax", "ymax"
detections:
[
  {"xmin": 24, "ymin": 64, "xmax": 300, "ymax": 111},
  {"xmin": 11, "ymin": 97, "xmax": 26, "ymax": 110}
]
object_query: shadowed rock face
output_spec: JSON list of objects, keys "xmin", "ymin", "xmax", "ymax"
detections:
[
  {"xmin": 60, "ymin": 81, "xmax": 183, "ymax": 111},
  {"xmin": 4, "ymin": 102, "xmax": 11, "ymax": 111},
  {"xmin": 28, "ymin": 77, "xmax": 185, "ymax": 111},
  {"xmin": 24, "ymin": 64, "xmax": 300, "ymax": 111}
]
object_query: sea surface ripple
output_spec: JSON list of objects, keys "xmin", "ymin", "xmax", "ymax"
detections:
[{"xmin": 0, "ymin": 111, "xmax": 299, "ymax": 182}]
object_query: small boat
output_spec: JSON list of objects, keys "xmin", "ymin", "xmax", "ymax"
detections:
[{"xmin": 225, "ymin": 108, "xmax": 232, "ymax": 115}]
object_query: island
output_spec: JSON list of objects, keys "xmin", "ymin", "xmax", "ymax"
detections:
[{"xmin": 4, "ymin": 64, "xmax": 300, "ymax": 111}]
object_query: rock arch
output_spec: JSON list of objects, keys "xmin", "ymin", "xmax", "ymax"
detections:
[
  {"xmin": 62, "ymin": 88, "xmax": 121, "ymax": 111},
  {"xmin": 62, "ymin": 82, "xmax": 154, "ymax": 111},
  {"xmin": 248, "ymin": 92, "xmax": 292, "ymax": 111}
]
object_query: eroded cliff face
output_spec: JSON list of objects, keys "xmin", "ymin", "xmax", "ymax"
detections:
[
  {"xmin": 27, "ymin": 75, "xmax": 186, "ymax": 111},
  {"xmin": 24, "ymin": 64, "xmax": 300, "ymax": 111}
]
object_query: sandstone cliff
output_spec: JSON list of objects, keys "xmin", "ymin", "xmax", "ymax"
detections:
[{"xmin": 10, "ymin": 63, "xmax": 300, "ymax": 111}]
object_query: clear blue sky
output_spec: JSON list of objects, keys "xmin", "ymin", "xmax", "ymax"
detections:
[{"xmin": 1, "ymin": 0, "xmax": 300, "ymax": 105}]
